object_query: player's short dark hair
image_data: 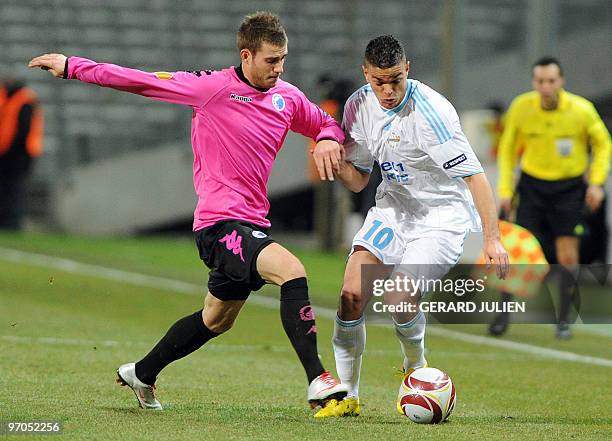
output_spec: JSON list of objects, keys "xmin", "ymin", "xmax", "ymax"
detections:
[
  {"xmin": 364, "ymin": 35, "xmax": 406, "ymax": 68},
  {"xmin": 532, "ymin": 56, "xmax": 563, "ymax": 76},
  {"xmin": 237, "ymin": 11, "xmax": 287, "ymax": 55}
]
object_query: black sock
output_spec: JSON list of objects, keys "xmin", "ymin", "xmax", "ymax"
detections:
[
  {"xmin": 558, "ymin": 270, "xmax": 576, "ymax": 324},
  {"xmin": 135, "ymin": 309, "xmax": 219, "ymax": 385},
  {"xmin": 280, "ymin": 277, "xmax": 325, "ymax": 383},
  {"xmin": 499, "ymin": 292, "xmax": 513, "ymax": 318}
]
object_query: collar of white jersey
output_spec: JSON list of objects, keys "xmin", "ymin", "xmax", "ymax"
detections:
[{"xmin": 377, "ymin": 79, "xmax": 416, "ymax": 115}]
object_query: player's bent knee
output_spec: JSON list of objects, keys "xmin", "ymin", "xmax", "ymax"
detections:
[
  {"xmin": 202, "ymin": 302, "xmax": 241, "ymax": 334},
  {"xmin": 340, "ymin": 287, "xmax": 363, "ymax": 313},
  {"xmin": 204, "ymin": 317, "xmax": 235, "ymax": 334}
]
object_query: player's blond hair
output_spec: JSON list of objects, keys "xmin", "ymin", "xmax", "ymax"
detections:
[{"xmin": 237, "ymin": 11, "xmax": 287, "ymax": 55}]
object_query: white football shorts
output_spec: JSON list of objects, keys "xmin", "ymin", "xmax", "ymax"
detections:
[{"xmin": 351, "ymin": 205, "xmax": 469, "ymax": 282}]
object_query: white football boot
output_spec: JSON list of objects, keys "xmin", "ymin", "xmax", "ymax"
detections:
[
  {"xmin": 116, "ymin": 363, "xmax": 162, "ymax": 410},
  {"xmin": 307, "ymin": 371, "xmax": 348, "ymax": 408}
]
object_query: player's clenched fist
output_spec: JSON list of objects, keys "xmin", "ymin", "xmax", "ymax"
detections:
[{"xmin": 28, "ymin": 53, "xmax": 67, "ymax": 78}]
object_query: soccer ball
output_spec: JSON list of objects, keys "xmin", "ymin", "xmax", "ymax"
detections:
[{"xmin": 398, "ymin": 367, "xmax": 456, "ymax": 424}]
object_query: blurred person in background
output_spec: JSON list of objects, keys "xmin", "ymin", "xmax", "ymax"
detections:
[
  {"xmin": 0, "ymin": 74, "xmax": 43, "ymax": 230},
  {"xmin": 486, "ymin": 101, "xmax": 505, "ymax": 160},
  {"xmin": 29, "ymin": 11, "xmax": 348, "ymax": 412},
  {"xmin": 308, "ymin": 74, "xmax": 355, "ymax": 250},
  {"xmin": 497, "ymin": 57, "xmax": 611, "ymax": 339}
]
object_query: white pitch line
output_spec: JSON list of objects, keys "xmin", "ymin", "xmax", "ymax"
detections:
[
  {"xmin": 425, "ymin": 327, "xmax": 612, "ymax": 367},
  {"xmin": 0, "ymin": 335, "xmax": 543, "ymax": 361},
  {"xmin": 0, "ymin": 247, "xmax": 201, "ymax": 296},
  {"xmin": 1, "ymin": 247, "xmax": 611, "ymax": 368},
  {"xmin": 0, "ymin": 335, "xmax": 290, "ymax": 353}
]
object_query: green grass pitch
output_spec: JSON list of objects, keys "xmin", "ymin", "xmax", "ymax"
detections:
[{"xmin": 1, "ymin": 232, "xmax": 611, "ymax": 440}]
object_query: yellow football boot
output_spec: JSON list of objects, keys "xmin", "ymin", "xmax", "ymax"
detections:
[{"xmin": 314, "ymin": 397, "xmax": 361, "ymax": 418}]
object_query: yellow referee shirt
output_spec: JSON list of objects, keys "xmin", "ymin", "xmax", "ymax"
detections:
[{"xmin": 497, "ymin": 89, "xmax": 611, "ymax": 199}]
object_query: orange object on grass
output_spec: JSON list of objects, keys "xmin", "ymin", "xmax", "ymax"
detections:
[{"xmin": 476, "ymin": 220, "xmax": 549, "ymax": 297}]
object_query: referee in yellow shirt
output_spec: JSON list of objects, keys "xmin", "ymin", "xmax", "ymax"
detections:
[{"xmin": 497, "ymin": 57, "xmax": 611, "ymax": 338}]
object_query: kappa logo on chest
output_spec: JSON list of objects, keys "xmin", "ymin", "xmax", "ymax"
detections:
[{"xmin": 230, "ymin": 93, "xmax": 253, "ymax": 103}]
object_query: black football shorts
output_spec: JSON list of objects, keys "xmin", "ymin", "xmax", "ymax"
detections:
[
  {"xmin": 195, "ymin": 220, "xmax": 275, "ymax": 301},
  {"xmin": 516, "ymin": 172, "xmax": 586, "ymax": 263}
]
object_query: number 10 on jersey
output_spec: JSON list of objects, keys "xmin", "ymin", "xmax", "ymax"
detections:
[{"xmin": 363, "ymin": 220, "xmax": 394, "ymax": 250}]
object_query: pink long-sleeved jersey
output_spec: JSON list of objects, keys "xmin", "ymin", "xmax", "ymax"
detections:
[{"xmin": 67, "ymin": 57, "xmax": 344, "ymax": 231}]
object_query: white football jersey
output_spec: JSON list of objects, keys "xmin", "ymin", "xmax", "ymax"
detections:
[{"xmin": 343, "ymin": 80, "xmax": 482, "ymax": 231}]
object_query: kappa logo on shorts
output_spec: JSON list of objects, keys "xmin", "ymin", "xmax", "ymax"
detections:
[
  {"xmin": 252, "ymin": 231, "xmax": 267, "ymax": 239},
  {"xmin": 219, "ymin": 230, "xmax": 245, "ymax": 262},
  {"xmin": 272, "ymin": 93, "xmax": 285, "ymax": 111},
  {"xmin": 443, "ymin": 154, "xmax": 467, "ymax": 169}
]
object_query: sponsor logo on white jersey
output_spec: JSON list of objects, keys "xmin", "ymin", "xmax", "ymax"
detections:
[{"xmin": 443, "ymin": 154, "xmax": 467, "ymax": 169}]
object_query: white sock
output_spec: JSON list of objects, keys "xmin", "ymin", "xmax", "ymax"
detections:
[
  {"xmin": 332, "ymin": 315, "xmax": 366, "ymax": 399},
  {"xmin": 394, "ymin": 312, "xmax": 426, "ymax": 371}
]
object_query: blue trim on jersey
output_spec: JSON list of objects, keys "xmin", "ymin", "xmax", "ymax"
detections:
[
  {"xmin": 414, "ymin": 88, "xmax": 452, "ymax": 144},
  {"xmin": 453, "ymin": 171, "xmax": 484, "ymax": 179},
  {"xmin": 353, "ymin": 239, "xmax": 385, "ymax": 261},
  {"xmin": 414, "ymin": 88, "xmax": 452, "ymax": 143},
  {"xmin": 413, "ymin": 89, "xmax": 447, "ymax": 143},
  {"xmin": 415, "ymin": 87, "xmax": 452, "ymax": 140},
  {"xmin": 415, "ymin": 98, "xmax": 445, "ymax": 142}
]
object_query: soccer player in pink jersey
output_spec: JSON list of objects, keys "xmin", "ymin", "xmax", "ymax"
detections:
[{"xmin": 29, "ymin": 11, "xmax": 347, "ymax": 412}]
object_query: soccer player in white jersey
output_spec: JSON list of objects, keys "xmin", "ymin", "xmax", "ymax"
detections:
[{"xmin": 312, "ymin": 35, "xmax": 509, "ymax": 417}]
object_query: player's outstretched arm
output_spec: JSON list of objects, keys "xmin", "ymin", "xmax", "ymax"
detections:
[
  {"xmin": 335, "ymin": 160, "xmax": 370, "ymax": 192},
  {"xmin": 464, "ymin": 172, "xmax": 509, "ymax": 279},
  {"xmin": 28, "ymin": 53, "xmax": 206, "ymax": 107}
]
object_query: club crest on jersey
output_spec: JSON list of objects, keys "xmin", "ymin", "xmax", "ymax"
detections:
[
  {"xmin": 388, "ymin": 133, "xmax": 401, "ymax": 143},
  {"xmin": 230, "ymin": 93, "xmax": 253, "ymax": 103},
  {"xmin": 443, "ymin": 154, "xmax": 467, "ymax": 169},
  {"xmin": 272, "ymin": 93, "xmax": 285, "ymax": 111}
]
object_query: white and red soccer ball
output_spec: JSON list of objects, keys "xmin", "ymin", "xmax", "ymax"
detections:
[{"xmin": 398, "ymin": 367, "xmax": 456, "ymax": 424}]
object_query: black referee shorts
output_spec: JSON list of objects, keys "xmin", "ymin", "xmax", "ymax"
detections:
[
  {"xmin": 195, "ymin": 220, "xmax": 275, "ymax": 301},
  {"xmin": 515, "ymin": 172, "xmax": 586, "ymax": 263}
]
